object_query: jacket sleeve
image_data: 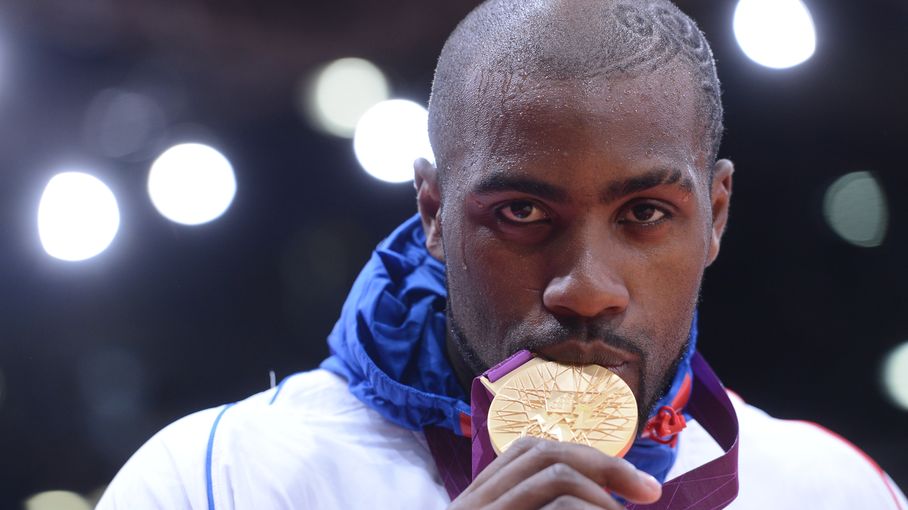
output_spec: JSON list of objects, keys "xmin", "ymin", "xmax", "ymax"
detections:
[{"xmin": 95, "ymin": 406, "xmax": 225, "ymax": 510}]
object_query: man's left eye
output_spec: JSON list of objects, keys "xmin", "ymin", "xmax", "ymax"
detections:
[{"xmin": 620, "ymin": 203, "xmax": 668, "ymax": 224}]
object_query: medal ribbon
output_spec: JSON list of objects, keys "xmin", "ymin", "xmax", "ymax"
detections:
[{"xmin": 425, "ymin": 351, "xmax": 739, "ymax": 509}]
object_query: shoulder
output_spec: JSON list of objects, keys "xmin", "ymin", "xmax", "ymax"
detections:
[
  {"xmin": 97, "ymin": 369, "xmax": 448, "ymax": 510},
  {"xmin": 673, "ymin": 392, "xmax": 907, "ymax": 510},
  {"xmin": 95, "ymin": 402, "xmax": 225, "ymax": 510}
]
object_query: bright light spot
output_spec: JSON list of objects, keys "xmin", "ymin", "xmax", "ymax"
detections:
[
  {"xmin": 883, "ymin": 342, "xmax": 908, "ymax": 411},
  {"xmin": 305, "ymin": 58, "xmax": 390, "ymax": 138},
  {"xmin": 353, "ymin": 99, "xmax": 434, "ymax": 183},
  {"xmin": 25, "ymin": 491, "xmax": 92, "ymax": 510},
  {"xmin": 733, "ymin": 0, "xmax": 816, "ymax": 69},
  {"xmin": 38, "ymin": 172, "xmax": 120, "ymax": 261},
  {"xmin": 148, "ymin": 143, "xmax": 236, "ymax": 225},
  {"xmin": 823, "ymin": 171, "xmax": 888, "ymax": 248}
]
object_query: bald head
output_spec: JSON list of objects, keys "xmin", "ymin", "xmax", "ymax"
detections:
[{"xmin": 428, "ymin": 0, "xmax": 723, "ymax": 184}]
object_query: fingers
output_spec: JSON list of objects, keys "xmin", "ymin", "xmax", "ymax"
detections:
[
  {"xmin": 464, "ymin": 435, "xmax": 546, "ymax": 493},
  {"xmin": 489, "ymin": 463, "xmax": 624, "ymax": 510},
  {"xmin": 540, "ymin": 495, "xmax": 618, "ymax": 510},
  {"xmin": 455, "ymin": 437, "xmax": 662, "ymax": 508}
]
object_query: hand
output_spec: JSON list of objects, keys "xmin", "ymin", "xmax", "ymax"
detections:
[{"xmin": 448, "ymin": 437, "xmax": 662, "ymax": 510}]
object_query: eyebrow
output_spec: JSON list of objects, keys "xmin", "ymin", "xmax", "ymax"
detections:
[
  {"xmin": 601, "ymin": 168, "xmax": 694, "ymax": 203},
  {"xmin": 471, "ymin": 167, "xmax": 694, "ymax": 204},
  {"xmin": 471, "ymin": 173, "xmax": 569, "ymax": 202}
]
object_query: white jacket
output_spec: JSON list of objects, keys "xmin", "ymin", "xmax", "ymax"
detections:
[{"xmin": 97, "ymin": 369, "xmax": 907, "ymax": 510}]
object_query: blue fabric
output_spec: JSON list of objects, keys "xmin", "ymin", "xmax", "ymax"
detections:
[
  {"xmin": 321, "ymin": 215, "xmax": 470, "ymax": 434},
  {"xmin": 321, "ymin": 214, "xmax": 697, "ymax": 483}
]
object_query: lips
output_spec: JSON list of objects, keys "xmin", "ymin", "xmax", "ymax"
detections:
[
  {"xmin": 536, "ymin": 339, "xmax": 637, "ymax": 367},
  {"xmin": 535, "ymin": 340, "xmax": 639, "ymax": 391}
]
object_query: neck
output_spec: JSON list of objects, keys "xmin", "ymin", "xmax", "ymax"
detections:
[{"xmin": 445, "ymin": 335, "xmax": 476, "ymax": 397}]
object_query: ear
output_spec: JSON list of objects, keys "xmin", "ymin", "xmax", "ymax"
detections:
[
  {"xmin": 414, "ymin": 158, "xmax": 445, "ymax": 261},
  {"xmin": 706, "ymin": 159, "xmax": 734, "ymax": 266}
]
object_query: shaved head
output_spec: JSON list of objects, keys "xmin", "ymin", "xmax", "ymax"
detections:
[{"xmin": 428, "ymin": 0, "xmax": 723, "ymax": 186}]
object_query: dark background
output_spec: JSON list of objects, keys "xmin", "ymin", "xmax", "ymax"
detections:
[{"xmin": 0, "ymin": 0, "xmax": 906, "ymax": 507}]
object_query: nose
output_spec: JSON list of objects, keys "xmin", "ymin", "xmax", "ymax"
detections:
[{"xmin": 542, "ymin": 236, "xmax": 630, "ymax": 319}]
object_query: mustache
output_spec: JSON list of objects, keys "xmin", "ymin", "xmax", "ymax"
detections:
[{"xmin": 508, "ymin": 317, "xmax": 646, "ymax": 359}]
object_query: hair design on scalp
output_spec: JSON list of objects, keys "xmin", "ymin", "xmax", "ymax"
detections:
[
  {"xmin": 429, "ymin": 0, "xmax": 724, "ymax": 178},
  {"xmin": 608, "ymin": 3, "xmax": 713, "ymax": 74},
  {"xmin": 606, "ymin": 2, "xmax": 723, "ymax": 162}
]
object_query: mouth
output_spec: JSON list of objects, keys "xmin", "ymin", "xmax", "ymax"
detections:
[
  {"xmin": 536, "ymin": 339, "xmax": 637, "ymax": 367},
  {"xmin": 535, "ymin": 340, "xmax": 641, "ymax": 404}
]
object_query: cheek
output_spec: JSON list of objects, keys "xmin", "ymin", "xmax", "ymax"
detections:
[
  {"xmin": 447, "ymin": 228, "xmax": 546, "ymax": 346},
  {"xmin": 627, "ymin": 216, "xmax": 708, "ymax": 305},
  {"xmin": 627, "ymin": 236, "xmax": 705, "ymax": 368},
  {"xmin": 633, "ymin": 250, "xmax": 703, "ymax": 308},
  {"xmin": 472, "ymin": 237, "xmax": 542, "ymax": 292}
]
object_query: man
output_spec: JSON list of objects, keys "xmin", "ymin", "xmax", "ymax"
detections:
[{"xmin": 98, "ymin": 0, "xmax": 907, "ymax": 508}]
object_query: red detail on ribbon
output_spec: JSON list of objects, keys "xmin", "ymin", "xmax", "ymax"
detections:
[
  {"xmin": 642, "ymin": 406, "xmax": 687, "ymax": 447},
  {"xmin": 458, "ymin": 411, "xmax": 472, "ymax": 437}
]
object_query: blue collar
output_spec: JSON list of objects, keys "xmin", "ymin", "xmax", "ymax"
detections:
[{"xmin": 321, "ymin": 214, "xmax": 697, "ymax": 483}]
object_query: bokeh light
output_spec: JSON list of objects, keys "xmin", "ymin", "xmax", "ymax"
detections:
[
  {"xmin": 353, "ymin": 99, "xmax": 434, "ymax": 183},
  {"xmin": 38, "ymin": 172, "xmax": 120, "ymax": 261},
  {"xmin": 82, "ymin": 88, "xmax": 166, "ymax": 159},
  {"xmin": 823, "ymin": 171, "xmax": 888, "ymax": 248},
  {"xmin": 733, "ymin": 0, "xmax": 816, "ymax": 69},
  {"xmin": 148, "ymin": 143, "xmax": 237, "ymax": 225},
  {"xmin": 24, "ymin": 491, "xmax": 92, "ymax": 510},
  {"xmin": 304, "ymin": 57, "xmax": 390, "ymax": 138},
  {"xmin": 883, "ymin": 342, "xmax": 908, "ymax": 411}
]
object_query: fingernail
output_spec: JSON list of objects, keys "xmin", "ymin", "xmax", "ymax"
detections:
[{"xmin": 638, "ymin": 471, "xmax": 661, "ymax": 491}]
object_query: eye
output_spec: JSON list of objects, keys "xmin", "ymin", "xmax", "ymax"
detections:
[
  {"xmin": 620, "ymin": 202, "xmax": 669, "ymax": 225},
  {"xmin": 496, "ymin": 200, "xmax": 549, "ymax": 224}
]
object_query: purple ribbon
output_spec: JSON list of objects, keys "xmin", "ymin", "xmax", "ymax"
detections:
[{"xmin": 425, "ymin": 350, "xmax": 739, "ymax": 509}]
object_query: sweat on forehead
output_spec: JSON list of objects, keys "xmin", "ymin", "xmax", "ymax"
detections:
[{"xmin": 428, "ymin": 0, "xmax": 724, "ymax": 182}]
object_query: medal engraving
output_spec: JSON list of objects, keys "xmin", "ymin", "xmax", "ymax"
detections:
[{"xmin": 486, "ymin": 360, "xmax": 638, "ymax": 457}]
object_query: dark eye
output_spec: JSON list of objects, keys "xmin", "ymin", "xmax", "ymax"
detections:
[
  {"xmin": 621, "ymin": 203, "xmax": 668, "ymax": 224},
  {"xmin": 497, "ymin": 201, "xmax": 549, "ymax": 223}
]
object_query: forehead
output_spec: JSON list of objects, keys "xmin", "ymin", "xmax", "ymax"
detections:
[{"xmin": 452, "ymin": 67, "xmax": 706, "ymax": 183}]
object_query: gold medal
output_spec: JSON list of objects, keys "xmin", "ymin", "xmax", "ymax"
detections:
[{"xmin": 481, "ymin": 357, "xmax": 638, "ymax": 457}]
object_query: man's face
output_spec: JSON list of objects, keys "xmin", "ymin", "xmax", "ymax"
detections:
[{"xmin": 423, "ymin": 67, "xmax": 730, "ymax": 419}]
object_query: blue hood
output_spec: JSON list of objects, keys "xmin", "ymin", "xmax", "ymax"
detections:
[{"xmin": 321, "ymin": 215, "xmax": 697, "ymax": 483}]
